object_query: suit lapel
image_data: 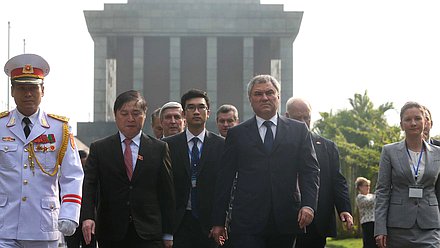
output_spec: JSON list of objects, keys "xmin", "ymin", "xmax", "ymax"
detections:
[
  {"xmin": 110, "ymin": 133, "xmax": 127, "ymax": 180},
  {"xmin": 178, "ymin": 132, "xmax": 191, "ymax": 178},
  {"xmin": 26, "ymin": 111, "xmax": 49, "ymax": 143},
  {"xmin": 132, "ymin": 134, "xmax": 151, "ymax": 182},
  {"xmin": 8, "ymin": 110, "xmax": 27, "ymax": 143},
  {"xmin": 198, "ymin": 131, "xmax": 212, "ymax": 173},
  {"xmin": 420, "ymin": 141, "xmax": 434, "ymax": 185},
  {"xmin": 8, "ymin": 110, "xmax": 50, "ymax": 144},
  {"xmin": 244, "ymin": 117, "xmax": 265, "ymax": 153},
  {"xmin": 396, "ymin": 141, "xmax": 416, "ymax": 184},
  {"xmin": 272, "ymin": 115, "xmax": 288, "ymax": 154}
]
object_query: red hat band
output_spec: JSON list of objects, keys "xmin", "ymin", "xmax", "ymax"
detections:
[{"xmin": 10, "ymin": 65, "xmax": 45, "ymax": 79}]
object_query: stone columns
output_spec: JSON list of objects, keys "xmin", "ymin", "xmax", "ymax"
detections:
[
  {"xmin": 93, "ymin": 36, "xmax": 107, "ymax": 122},
  {"xmin": 133, "ymin": 37, "xmax": 144, "ymax": 93},
  {"xmin": 207, "ymin": 37, "xmax": 218, "ymax": 112},
  {"xmin": 242, "ymin": 37, "xmax": 254, "ymax": 120},
  {"xmin": 170, "ymin": 37, "xmax": 181, "ymax": 101},
  {"xmin": 280, "ymin": 37, "xmax": 293, "ymax": 115}
]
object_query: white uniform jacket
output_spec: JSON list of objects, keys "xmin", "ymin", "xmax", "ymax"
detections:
[{"xmin": 0, "ymin": 109, "xmax": 83, "ymax": 241}]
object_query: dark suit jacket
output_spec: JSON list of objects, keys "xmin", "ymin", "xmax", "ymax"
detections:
[
  {"xmin": 81, "ymin": 132, "xmax": 175, "ymax": 241},
  {"xmin": 431, "ymin": 138, "xmax": 440, "ymax": 147},
  {"xmin": 163, "ymin": 130, "xmax": 224, "ymax": 234},
  {"xmin": 212, "ymin": 115, "xmax": 320, "ymax": 235},
  {"xmin": 310, "ymin": 133, "xmax": 351, "ymax": 238}
]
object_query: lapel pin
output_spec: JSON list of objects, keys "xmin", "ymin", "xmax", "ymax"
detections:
[{"xmin": 137, "ymin": 155, "xmax": 144, "ymax": 161}]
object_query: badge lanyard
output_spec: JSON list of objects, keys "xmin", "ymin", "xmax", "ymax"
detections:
[{"xmin": 406, "ymin": 145, "xmax": 424, "ymax": 181}]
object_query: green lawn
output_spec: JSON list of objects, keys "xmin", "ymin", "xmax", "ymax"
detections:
[{"xmin": 326, "ymin": 238, "xmax": 363, "ymax": 248}]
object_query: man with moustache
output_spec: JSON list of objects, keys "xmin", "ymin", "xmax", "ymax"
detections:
[{"xmin": 160, "ymin": 102, "xmax": 185, "ymax": 138}]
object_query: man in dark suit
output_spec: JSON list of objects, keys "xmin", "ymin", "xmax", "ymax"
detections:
[
  {"xmin": 285, "ymin": 98, "xmax": 353, "ymax": 248},
  {"xmin": 216, "ymin": 104, "xmax": 239, "ymax": 138},
  {"xmin": 163, "ymin": 89, "xmax": 224, "ymax": 248},
  {"xmin": 211, "ymin": 75, "xmax": 320, "ymax": 248},
  {"xmin": 81, "ymin": 90, "xmax": 175, "ymax": 248},
  {"xmin": 423, "ymin": 106, "xmax": 440, "ymax": 146}
]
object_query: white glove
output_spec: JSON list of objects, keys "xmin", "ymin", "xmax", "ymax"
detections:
[{"xmin": 58, "ymin": 219, "xmax": 78, "ymax": 236}]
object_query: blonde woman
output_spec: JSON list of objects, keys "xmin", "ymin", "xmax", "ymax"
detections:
[
  {"xmin": 375, "ymin": 101, "xmax": 440, "ymax": 248},
  {"xmin": 355, "ymin": 177, "xmax": 377, "ymax": 248}
]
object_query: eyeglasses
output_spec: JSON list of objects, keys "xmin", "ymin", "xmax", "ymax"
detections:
[{"xmin": 185, "ymin": 104, "xmax": 208, "ymax": 112}]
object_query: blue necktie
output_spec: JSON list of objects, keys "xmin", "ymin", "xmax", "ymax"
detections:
[
  {"xmin": 190, "ymin": 137, "xmax": 200, "ymax": 218},
  {"xmin": 263, "ymin": 121, "xmax": 274, "ymax": 152}
]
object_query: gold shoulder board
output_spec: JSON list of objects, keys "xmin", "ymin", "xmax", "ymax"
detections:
[
  {"xmin": 0, "ymin": 111, "xmax": 10, "ymax": 119},
  {"xmin": 47, "ymin": 113, "xmax": 69, "ymax": 122}
]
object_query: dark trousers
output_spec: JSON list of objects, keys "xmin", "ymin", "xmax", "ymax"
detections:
[
  {"xmin": 98, "ymin": 222, "xmax": 163, "ymax": 248},
  {"xmin": 64, "ymin": 225, "xmax": 96, "ymax": 248},
  {"xmin": 294, "ymin": 222, "xmax": 326, "ymax": 248},
  {"xmin": 174, "ymin": 210, "xmax": 217, "ymax": 248},
  {"xmin": 231, "ymin": 233, "xmax": 295, "ymax": 248},
  {"xmin": 361, "ymin": 222, "xmax": 378, "ymax": 248},
  {"xmin": 221, "ymin": 238, "xmax": 233, "ymax": 248},
  {"xmin": 231, "ymin": 211, "xmax": 295, "ymax": 248}
]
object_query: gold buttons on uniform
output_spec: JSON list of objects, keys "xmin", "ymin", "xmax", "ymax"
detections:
[
  {"xmin": 24, "ymin": 148, "xmax": 27, "ymax": 152},
  {"xmin": 23, "ymin": 180, "xmax": 28, "ymax": 185},
  {"xmin": 24, "ymin": 164, "xmax": 28, "ymax": 169},
  {"xmin": 22, "ymin": 197, "xmax": 27, "ymax": 202}
]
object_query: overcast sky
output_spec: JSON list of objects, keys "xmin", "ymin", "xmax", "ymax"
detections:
[{"xmin": 1, "ymin": 0, "xmax": 439, "ymax": 135}]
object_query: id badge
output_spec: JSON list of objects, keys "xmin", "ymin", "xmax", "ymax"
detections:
[{"xmin": 409, "ymin": 186, "xmax": 423, "ymax": 198}]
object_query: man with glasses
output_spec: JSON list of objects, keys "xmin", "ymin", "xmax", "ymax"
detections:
[
  {"xmin": 0, "ymin": 54, "xmax": 83, "ymax": 247},
  {"xmin": 163, "ymin": 89, "xmax": 224, "ymax": 248}
]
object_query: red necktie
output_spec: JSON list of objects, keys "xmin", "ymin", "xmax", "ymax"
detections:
[{"xmin": 124, "ymin": 139, "xmax": 133, "ymax": 180}]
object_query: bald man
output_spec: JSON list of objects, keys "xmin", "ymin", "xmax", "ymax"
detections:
[
  {"xmin": 423, "ymin": 106, "xmax": 440, "ymax": 146},
  {"xmin": 285, "ymin": 98, "xmax": 353, "ymax": 248}
]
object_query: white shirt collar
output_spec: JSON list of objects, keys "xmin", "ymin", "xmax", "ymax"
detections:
[
  {"xmin": 186, "ymin": 128, "xmax": 206, "ymax": 144},
  {"xmin": 256, "ymin": 114, "xmax": 278, "ymax": 128},
  {"xmin": 16, "ymin": 108, "xmax": 40, "ymax": 126},
  {"xmin": 119, "ymin": 131, "xmax": 142, "ymax": 147}
]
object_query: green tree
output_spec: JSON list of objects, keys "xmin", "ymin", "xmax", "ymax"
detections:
[{"xmin": 313, "ymin": 90, "xmax": 401, "ymax": 238}]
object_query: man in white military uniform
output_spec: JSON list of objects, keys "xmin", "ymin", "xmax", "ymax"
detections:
[{"xmin": 0, "ymin": 54, "xmax": 84, "ymax": 248}]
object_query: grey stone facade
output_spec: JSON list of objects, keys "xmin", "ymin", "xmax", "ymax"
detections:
[{"xmin": 78, "ymin": 0, "xmax": 302, "ymax": 145}]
